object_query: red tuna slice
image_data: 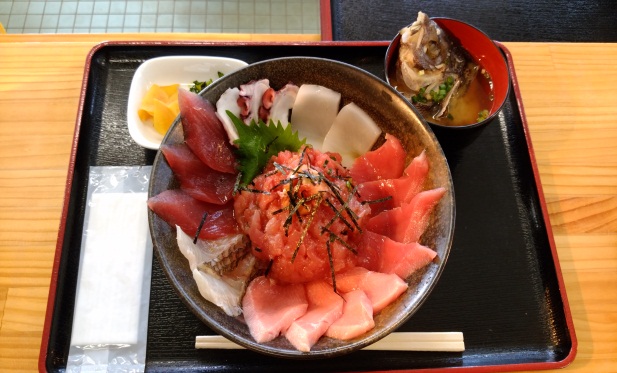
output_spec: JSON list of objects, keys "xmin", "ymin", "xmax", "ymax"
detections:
[
  {"xmin": 357, "ymin": 231, "xmax": 436, "ymax": 279},
  {"xmin": 366, "ymin": 187, "xmax": 446, "ymax": 244},
  {"xmin": 335, "ymin": 267, "xmax": 408, "ymax": 314},
  {"xmin": 178, "ymin": 89, "xmax": 237, "ymax": 174},
  {"xmin": 324, "ymin": 290, "xmax": 374, "ymax": 340},
  {"xmin": 285, "ymin": 280, "xmax": 344, "ymax": 352},
  {"xmin": 356, "ymin": 150, "xmax": 429, "ymax": 214},
  {"xmin": 161, "ymin": 143, "xmax": 236, "ymax": 205},
  {"xmin": 147, "ymin": 189, "xmax": 239, "ymax": 240},
  {"xmin": 349, "ymin": 134, "xmax": 406, "ymax": 184},
  {"xmin": 242, "ymin": 276, "xmax": 308, "ymax": 343}
]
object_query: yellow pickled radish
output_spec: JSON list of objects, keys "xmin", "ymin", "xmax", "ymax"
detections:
[{"xmin": 138, "ymin": 83, "xmax": 180, "ymax": 135}]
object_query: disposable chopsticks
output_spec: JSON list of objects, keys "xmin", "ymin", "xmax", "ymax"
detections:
[{"xmin": 195, "ymin": 332, "xmax": 464, "ymax": 352}]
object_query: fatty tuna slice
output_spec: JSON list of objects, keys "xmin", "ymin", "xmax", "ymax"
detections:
[
  {"xmin": 285, "ymin": 280, "xmax": 344, "ymax": 352},
  {"xmin": 357, "ymin": 231, "xmax": 436, "ymax": 280},
  {"xmin": 356, "ymin": 150, "xmax": 429, "ymax": 214},
  {"xmin": 324, "ymin": 290, "xmax": 374, "ymax": 340},
  {"xmin": 366, "ymin": 187, "xmax": 446, "ymax": 244},
  {"xmin": 161, "ymin": 143, "xmax": 235, "ymax": 205},
  {"xmin": 242, "ymin": 276, "xmax": 308, "ymax": 343},
  {"xmin": 349, "ymin": 133, "xmax": 406, "ymax": 184},
  {"xmin": 178, "ymin": 88, "xmax": 237, "ymax": 174},
  {"xmin": 147, "ymin": 189, "xmax": 239, "ymax": 240},
  {"xmin": 335, "ymin": 267, "xmax": 408, "ymax": 314}
]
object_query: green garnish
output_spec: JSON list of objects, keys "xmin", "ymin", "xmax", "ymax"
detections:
[
  {"xmin": 189, "ymin": 71, "xmax": 225, "ymax": 93},
  {"xmin": 228, "ymin": 111, "xmax": 306, "ymax": 186},
  {"xmin": 477, "ymin": 109, "xmax": 490, "ymax": 122}
]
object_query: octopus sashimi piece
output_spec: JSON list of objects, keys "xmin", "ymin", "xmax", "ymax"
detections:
[
  {"xmin": 356, "ymin": 150, "xmax": 429, "ymax": 214},
  {"xmin": 324, "ymin": 290, "xmax": 374, "ymax": 340},
  {"xmin": 366, "ymin": 187, "xmax": 446, "ymax": 244},
  {"xmin": 356, "ymin": 230, "xmax": 437, "ymax": 280},
  {"xmin": 215, "ymin": 87, "xmax": 242, "ymax": 144},
  {"xmin": 349, "ymin": 133, "xmax": 406, "ymax": 184},
  {"xmin": 268, "ymin": 83, "xmax": 298, "ymax": 127},
  {"xmin": 147, "ymin": 189, "xmax": 239, "ymax": 240},
  {"xmin": 321, "ymin": 103, "xmax": 382, "ymax": 168},
  {"xmin": 161, "ymin": 143, "xmax": 236, "ymax": 205},
  {"xmin": 285, "ymin": 280, "xmax": 344, "ymax": 352},
  {"xmin": 237, "ymin": 79, "xmax": 271, "ymax": 124},
  {"xmin": 290, "ymin": 84, "xmax": 341, "ymax": 150},
  {"xmin": 242, "ymin": 276, "xmax": 308, "ymax": 343},
  {"xmin": 178, "ymin": 88, "xmax": 237, "ymax": 174},
  {"xmin": 334, "ymin": 267, "xmax": 408, "ymax": 314},
  {"xmin": 191, "ymin": 254, "xmax": 256, "ymax": 317}
]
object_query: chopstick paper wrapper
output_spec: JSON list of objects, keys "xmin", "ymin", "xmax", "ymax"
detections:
[{"xmin": 196, "ymin": 332, "xmax": 465, "ymax": 352}]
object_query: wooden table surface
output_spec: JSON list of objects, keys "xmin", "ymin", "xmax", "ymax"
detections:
[{"xmin": 0, "ymin": 33, "xmax": 615, "ymax": 372}]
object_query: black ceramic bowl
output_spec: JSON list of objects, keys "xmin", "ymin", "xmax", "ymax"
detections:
[{"xmin": 148, "ymin": 57, "xmax": 455, "ymax": 359}]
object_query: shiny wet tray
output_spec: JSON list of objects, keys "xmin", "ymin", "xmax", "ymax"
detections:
[{"xmin": 41, "ymin": 41, "xmax": 575, "ymax": 373}]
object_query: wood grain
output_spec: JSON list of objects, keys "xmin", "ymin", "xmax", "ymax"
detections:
[{"xmin": 0, "ymin": 36, "xmax": 615, "ymax": 372}]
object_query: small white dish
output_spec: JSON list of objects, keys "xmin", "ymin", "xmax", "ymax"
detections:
[{"xmin": 127, "ymin": 56, "xmax": 248, "ymax": 149}]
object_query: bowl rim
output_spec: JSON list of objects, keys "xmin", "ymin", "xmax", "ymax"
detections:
[
  {"xmin": 384, "ymin": 16, "xmax": 511, "ymax": 130},
  {"xmin": 148, "ymin": 56, "xmax": 456, "ymax": 358}
]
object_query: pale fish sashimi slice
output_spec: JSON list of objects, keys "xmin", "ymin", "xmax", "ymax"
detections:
[
  {"xmin": 242, "ymin": 276, "xmax": 308, "ymax": 343},
  {"xmin": 215, "ymin": 87, "xmax": 241, "ymax": 144},
  {"xmin": 178, "ymin": 89, "xmax": 237, "ymax": 173},
  {"xmin": 357, "ymin": 230, "xmax": 436, "ymax": 280},
  {"xmin": 175, "ymin": 225, "xmax": 248, "ymax": 274},
  {"xmin": 192, "ymin": 254, "xmax": 256, "ymax": 317},
  {"xmin": 269, "ymin": 83, "xmax": 299, "ymax": 128},
  {"xmin": 366, "ymin": 187, "xmax": 446, "ymax": 244},
  {"xmin": 238, "ymin": 79, "xmax": 270, "ymax": 125},
  {"xmin": 321, "ymin": 103, "xmax": 382, "ymax": 168},
  {"xmin": 356, "ymin": 150, "xmax": 429, "ymax": 214},
  {"xmin": 324, "ymin": 290, "xmax": 374, "ymax": 340},
  {"xmin": 349, "ymin": 133, "xmax": 406, "ymax": 184},
  {"xmin": 335, "ymin": 267, "xmax": 408, "ymax": 314},
  {"xmin": 290, "ymin": 84, "xmax": 341, "ymax": 150},
  {"xmin": 285, "ymin": 280, "xmax": 344, "ymax": 352}
]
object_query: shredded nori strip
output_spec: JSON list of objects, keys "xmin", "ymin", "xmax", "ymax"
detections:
[
  {"xmin": 254, "ymin": 247, "xmax": 262, "ymax": 252},
  {"xmin": 193, "ymin": 212, "xmax": 209, "ymax": 244},
  {"xmin": 361, "ymin": 195, "xmax": 393, "ymax": 205},
  {"xmin": 326, "ymin": 236, "xmax": 337, "ymax": 294},
  {"xmin": 264, "ymin": 259, "xmax": 273, "ymax": 277},
  {"xmin": 291, "ymin": 193, "xmax": 323, "ymax": 262}
]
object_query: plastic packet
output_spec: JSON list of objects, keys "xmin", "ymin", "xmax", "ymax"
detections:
[{"xmin": 67, "ymin": 166, "xmax": 153, "ymax": 373}]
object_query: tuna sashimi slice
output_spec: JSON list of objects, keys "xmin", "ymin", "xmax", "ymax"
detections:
[
  {"xmin": 335, "ymin": 267, "xmax": 408, "ymax": 314},
  {"xmin": 366, "ymin": 187, "xmax": 446, "ymax": 244},
  {"xmin": 178, "ymin": 89, "xmax": 237, "ymax": 174},
  {"xmin": 161, "ymin": 143, "xmax": 236, "ymax": 205},
  {"xmin": 356, "ymin": 150, "xmax": 429, "ymax": 214},
  {"xmin": 357, "ymin": 231, "xmax": 436, "ymax": 280},
  {"xmin": 147, "ymin": 189, "xmax": 239, "ymax": 240},
  {"xmin": 242, "ymin": 276, "xmax": 308, "ymax": 343},
  {"xmin": 324, "ymin": 290, "xmax": 374, "ymax": 340},
  {"xmin": 349, "ymin": 133, "xmax": 406, "ymax": 184},
  {"xmin": 285, "ymin": 280, "xmax": 344, "ymax": 352}
]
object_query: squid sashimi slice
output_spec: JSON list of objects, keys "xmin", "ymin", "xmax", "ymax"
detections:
[
  {"xmin": 324, "ymin": 290, "xmax": 374, "ymax": 340},
  {"xmin": 290, "ymin": 84, "xmax": 341, "ymax": 150},
  {"xmin": 335, "ymin": 267, "xmax": 408, "ymax": 314},
  {"xmin": 243, "ymin": 276, "xmax": 308, "ymax": 343},
  {"xmin": 356, "ymin": 150, "xmax": 429, "ymax": 214},
  {"xmin": 357, "ymin": 231, "xmax": 436, "ymax": 280},
  {"xmin": 192, "ymin": 254, "xmax": 257, "ymax": 317},
  {"xmin": 321, "ymin": 103, "xmax": 382, "ymax": 168},
  {"xmin": 178, "ymin": 88, "xmax": 237, "ymax": 174},
  {"xmin": 238, "ymin": 79, "xmax": 271, "ymax": 125},
  {"xmin": 147, "ymin": 189, "xmax": 239, "ymax": 240},
  {"xmin": 215, "ymin": 87, "xmax": 242, "ymax": 144},
  {"xmin": 366, "ymin": 187, "xmax": 446, "ymax": 244},
  {"xmin": 269, "ymin": 83, "xmax": 299, "ymax": 127},
  {"xmin": 285, "ymin": 280, "xmax": 344, "ymax": 352},
  {"xmin": 350, "ymin": 134, "xmax": 406, "ymax": 184},
  {"xmin": 161, "ymin": 143, "xmax": 236, "ymax": 205},
  {"xmin": 176, "ymin": 225, "xmax": 248, "ymax": 274}
]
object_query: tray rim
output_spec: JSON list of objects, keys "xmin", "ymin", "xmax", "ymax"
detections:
[{"xmin": 39, "ymin": 40, "xmax": 577, "ymax": 373}]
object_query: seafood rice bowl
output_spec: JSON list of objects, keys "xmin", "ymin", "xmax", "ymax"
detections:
[{"xmin": 148, "ymin": 57, "xmax": 455, "ymax": 358}]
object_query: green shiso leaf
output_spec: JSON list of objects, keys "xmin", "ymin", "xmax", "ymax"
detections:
[{"xmin": 228, "ymin": 110, "xmax": 306, "ymax": 186}]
